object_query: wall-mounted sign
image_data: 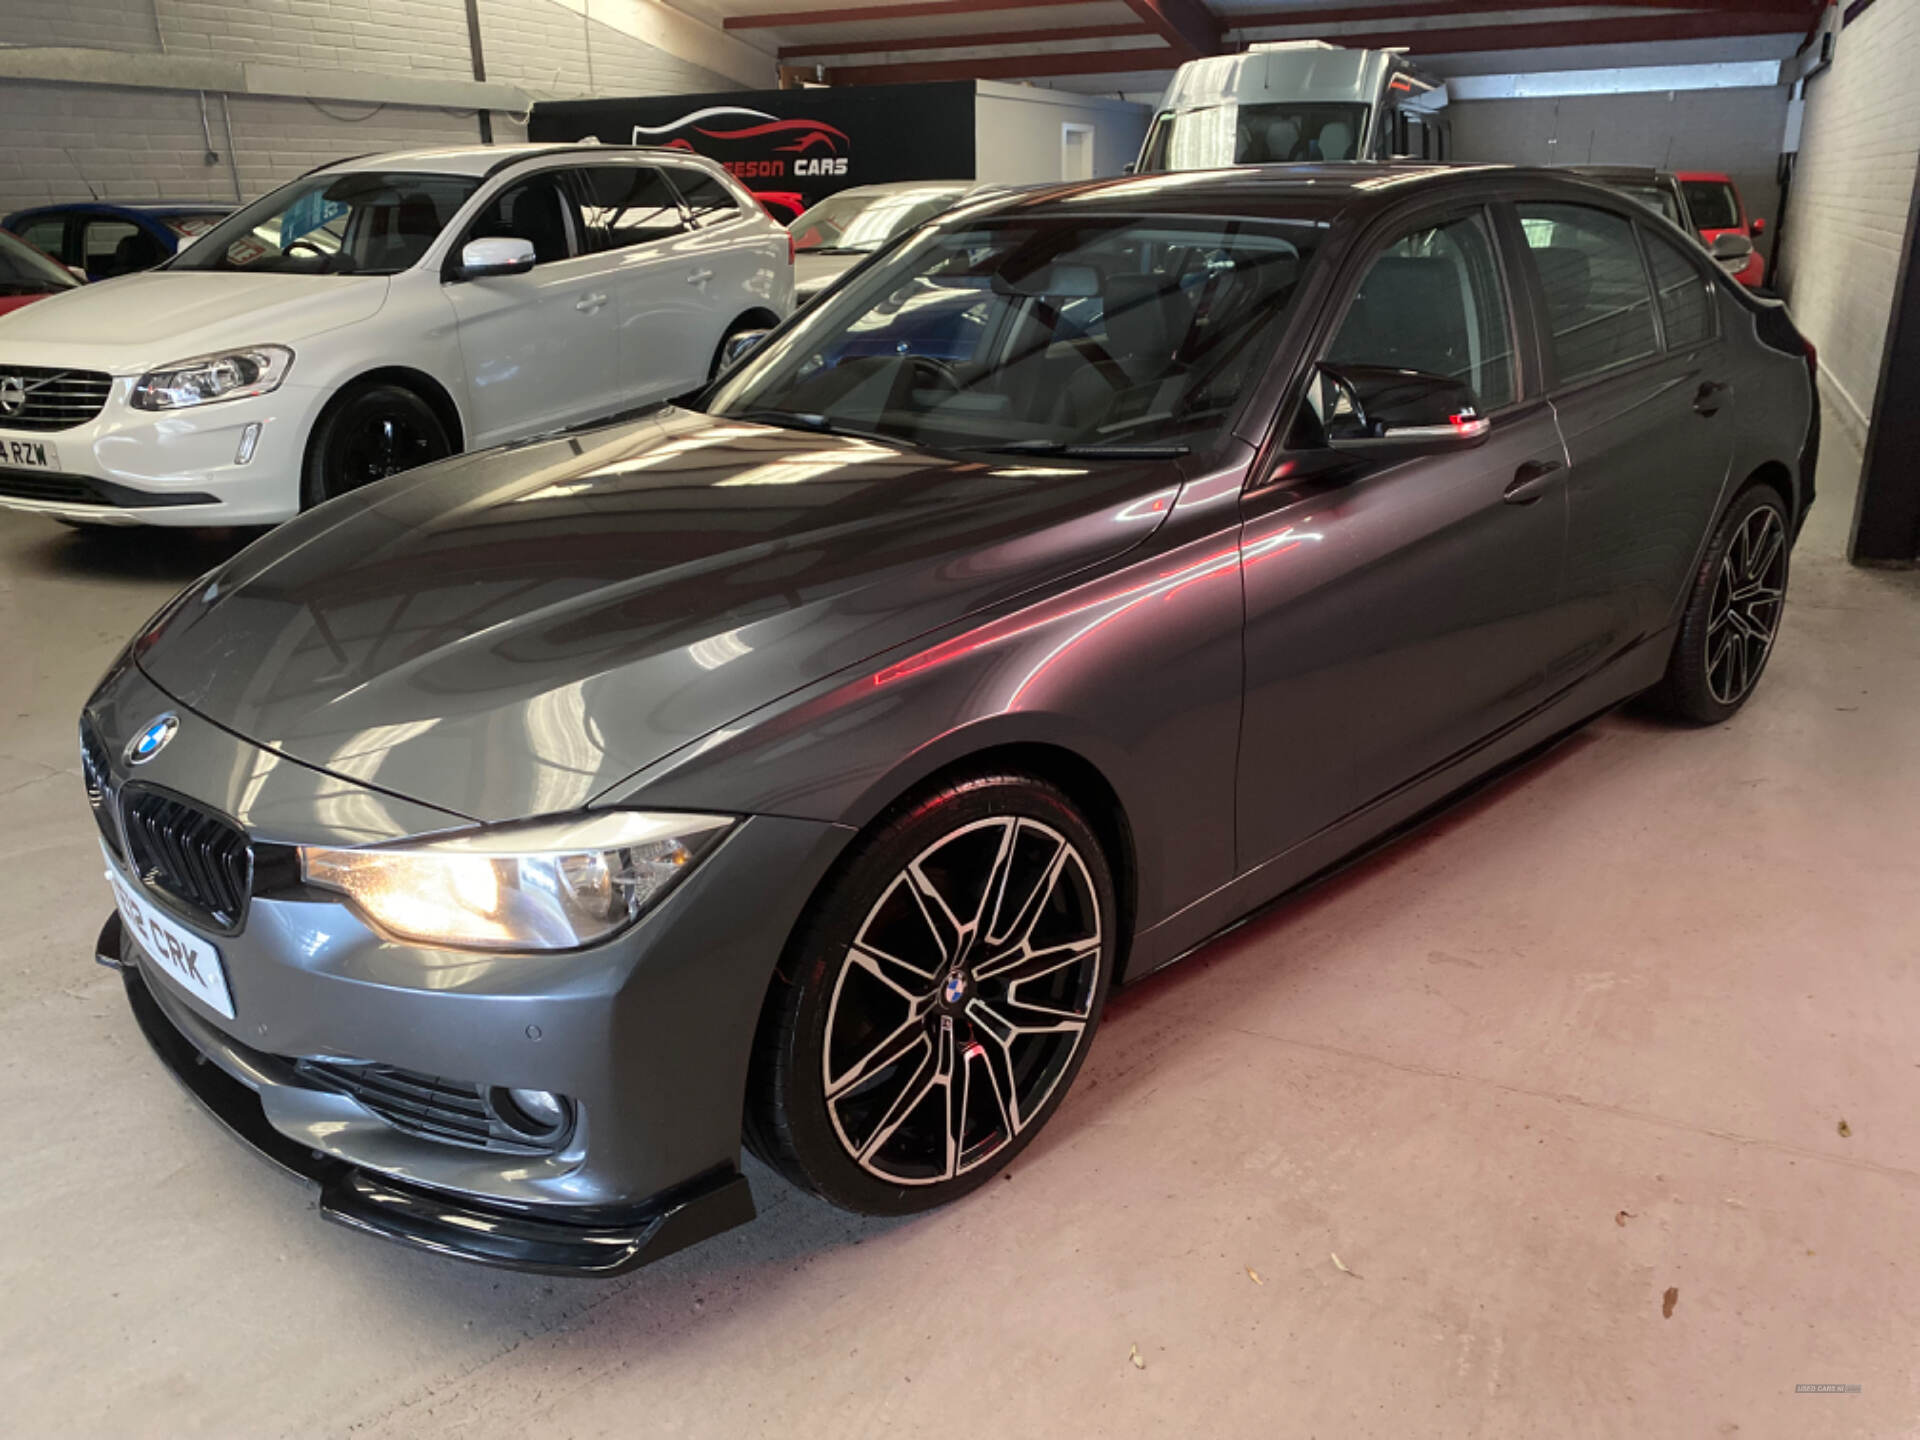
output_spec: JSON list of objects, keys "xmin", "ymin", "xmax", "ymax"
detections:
[{"xmin": 530, "ymin": 83, "xmax": 978, "ymax": 215}]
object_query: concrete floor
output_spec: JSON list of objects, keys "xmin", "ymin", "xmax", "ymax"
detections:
[{"xmin": 2, "ymin": 427, "xmax": 1915, "ymax": 1440}]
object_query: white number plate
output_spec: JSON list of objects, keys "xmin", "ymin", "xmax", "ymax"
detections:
[
  {"xmin": 103, "ymin": 844, "xmax": 235, "ymax": 1018},
  {"xmin": 1, "ymin": 437, "xmax": 58, "ymax": 470}
]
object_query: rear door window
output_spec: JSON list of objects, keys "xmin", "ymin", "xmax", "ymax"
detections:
[
  {"xmin": 1518, "ymin": 203, "xmax": 1659, "ymax": 386},
  {"xmin": 669, "ymin": 169, "xmax": 741, "ymax": 226},
  {"xmin": 1644, "ymin": 228, "xmax": 1715, "ymax": 350},
  {"xmin": 574, "ymin": 165, "xmax": 687, "ymax": 250}
]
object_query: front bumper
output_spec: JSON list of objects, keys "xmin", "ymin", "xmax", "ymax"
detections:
[
  {"xmin": 109, "ymin": 915, "xmax": 756, "ymax": 1276},
  {"xmin": 0, "ymin": 379, "xmax": 322, "ymax": 526}
]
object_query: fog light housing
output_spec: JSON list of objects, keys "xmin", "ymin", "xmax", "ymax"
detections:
[{"xmin": 490, "ymin": 1086, "xmax": 573, "ymax": 1145}]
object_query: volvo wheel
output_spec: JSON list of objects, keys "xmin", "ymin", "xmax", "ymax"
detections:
[
  {"xmin": 302, "ymin": 383, "xmax": 452, "ymax": 509},
  {"xmin": 747, "ymin": 773, "xmax": 1116, "ymax": 1214},
  {"xmin": 1650, "ymin": 484, "xmax": 1790, "ymax": 724}
]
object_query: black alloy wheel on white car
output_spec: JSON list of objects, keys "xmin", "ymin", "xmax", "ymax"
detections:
[
  {"xmin": 303, "ymin": 382, "xmax": 453, "ymax": 509},
  {"xmin": 746, "ymin": 773, "xmax": 1115, "ymax": 1215}
]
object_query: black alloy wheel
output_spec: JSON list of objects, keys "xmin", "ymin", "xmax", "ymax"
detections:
[
  {"xmin": 747, "ymin": 773, "xmax": 1115, "ymax": 1215},
  {"xmin": 302, "ymin": 383, "xmax": 452, "ymax": 509},
  {"xmin": 1650, "ymin": 484, "xmax": 1791, "ymax": 724}
]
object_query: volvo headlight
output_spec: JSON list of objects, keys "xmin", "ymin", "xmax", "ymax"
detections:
[
  {"xmin": 132, "ymin": 345, "xmax": 293, "ymax": 410},
  {"xmin": 300, "ymin": 811, "xmax": 733, "ymax": 952}
]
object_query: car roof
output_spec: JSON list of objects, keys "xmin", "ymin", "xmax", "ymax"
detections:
[
  {"xmin": 981, "ymin": 162, "xmax": 1636, "ymax": 223},
  {"xmin": 1568, "ymin": 165, "xmax": 1674, "ymax": 185},
  {"xmin": 311, "ymin": 142, "xmax": 712, "ymax": 178},
  {"xmin": 1674, "ymin": 170, "xmax": 1733, "ymax": 184}
]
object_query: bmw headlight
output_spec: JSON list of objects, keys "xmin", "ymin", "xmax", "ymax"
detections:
[
  {"xmin": 132, "ymin": 345, "xmax": 293, "ymax": 411},
  {"xmin": 300, "ymin": 811, "xmax": 733, "ymax": 952}
]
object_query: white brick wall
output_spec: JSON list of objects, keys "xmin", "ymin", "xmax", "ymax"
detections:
[
  {"xmin": 1777, "ymin": 0, "xmax": 1920, "ymax": 438},
  {"xmin": 477, "ymin": 0, "xmax": 736, "ymax": 97},
  {"xmin": 0, "ymin": 0, "xmax": 736, "ymax": 213},
  {"xmin": 0, "ymin": 81, "xmax": 503, "ymax": 211}
]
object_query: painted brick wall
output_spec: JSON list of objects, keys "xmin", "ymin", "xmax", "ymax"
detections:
[
  {"xmin": 0, "ymin": 0, "xmax": 736, "ymax": 213},
  {"xmin": 0, "ymin": 80, "xmax": 519, "ymax": 212},
  {"xmin": 1776, "ymin": 0, "xmax": 1920, "ymax": 439}
]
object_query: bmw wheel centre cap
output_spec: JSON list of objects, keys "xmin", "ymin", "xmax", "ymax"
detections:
[{"xmin": 126, "ymin": 713, "xmax": 179, "ymax": 766}]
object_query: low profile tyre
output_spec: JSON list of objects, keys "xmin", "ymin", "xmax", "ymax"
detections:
[
  {"xmin": 301, "ymin": 382, "xmax": 452, "ymax": 509},
  {"xmin": 746, "ymin": 773, "xmax": 1117, "ymax": 1215},
  {"xmin": 1649, "ymin": 484, "xmax": 1791, "ymax": 724}
]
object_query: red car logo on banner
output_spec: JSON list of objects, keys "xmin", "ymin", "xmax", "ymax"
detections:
[{"xmin": 632, "ymin": 106, "xmax": 851, "ymax": 182}]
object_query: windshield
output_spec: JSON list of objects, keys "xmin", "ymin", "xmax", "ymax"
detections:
[
  {"xmin": 1681, "ymin": 180, "xmax": 1742, "ymax": 230},
  {"xmin": 169, "ymin": 172, "xmax": 479, "ymax": 275},
  {"xmin": 1140, "ymin": 101, "xmax": 1370, "ymax": 171},
  {"xmin": 792, "ymin": 187, "xmax": 969, "ymax": 255},
  {"xmin": 0, "ymin": 230, "xmax": 78, "ymax": 296},
  {"xmin": 708, "ymin": 212, "xmax": 1319, "ymax": 455}
]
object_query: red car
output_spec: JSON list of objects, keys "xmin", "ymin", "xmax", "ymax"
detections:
[
  {"xmin": 0, "ymin": 227, "xmax": 80, "ymax": 318},
  {"xmin": 1676, "ymin": 170, "xmax": 1766, "ymax": 289}
]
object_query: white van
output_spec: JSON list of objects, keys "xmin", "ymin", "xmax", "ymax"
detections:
[{"xmin": 1136, "ymin": 42, "xmax": 1449, "ymax": 173}]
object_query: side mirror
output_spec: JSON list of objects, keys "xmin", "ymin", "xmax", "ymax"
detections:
[
  {"xmin": 1122, "ymin": 161, "xmax": 1138, "ymax": 175},
  {"xmin": 1750, "ymin": 216, "xmax": 1766, "ymax": 236},
  {"xmin": 721, "ymin": 328, "xmax": 772, "ymax": 369},
  {"xmin": 457, "ymin": 237, "xmax": 536, "ymax": 279},
  {"xmin": 1710, "ymin": 232, "xmax": 1754, "ymax": 262},
  {"xmin": 1317, "ymin": 363, "xmax": 1490, "ymax": 458}
]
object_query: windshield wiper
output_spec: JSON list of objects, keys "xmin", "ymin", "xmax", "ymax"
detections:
[
  {"xmin": 733, "ymin": 409, "xmax": 905, "ymax": 446},
  {"xmin": 797, "ymin": 245, "xmax": 871, "ymax": 257},
  {"xmin": 987, "ymin": 440, "xmax": 1191, "ymax": 459}
]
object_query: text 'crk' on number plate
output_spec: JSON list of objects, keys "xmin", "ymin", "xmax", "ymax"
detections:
[{"xmin": 103, "ymin": 846, "xmax": 235, "ymax": 1018}]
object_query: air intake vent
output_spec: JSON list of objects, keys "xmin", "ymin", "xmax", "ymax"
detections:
[
  {"xmin": 295, "ymin": 1061, "xmax": 571, "ymax": 1155},
  {"xmin": 78, "ymin": 718, "xmax": 123, "ymax": 860}
]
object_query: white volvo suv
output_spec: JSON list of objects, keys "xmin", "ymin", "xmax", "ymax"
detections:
[{"xmin": 0, "ymin": 144, "xmax": 793, "ymax": 526}]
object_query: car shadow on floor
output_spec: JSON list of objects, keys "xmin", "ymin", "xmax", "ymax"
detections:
[{"xmin": 15, "ymin": 520, "xmax": 265, "ymax": 587}]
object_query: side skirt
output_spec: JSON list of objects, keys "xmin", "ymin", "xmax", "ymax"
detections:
[{"xmin": 1122, "ymin": 629, "xmax": 1672, "ymax": 983}]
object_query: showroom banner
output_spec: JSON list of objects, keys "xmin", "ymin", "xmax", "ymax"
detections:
[{"xmin": 528, "ymin": 83, "xmax": 978, "ymax": 214}]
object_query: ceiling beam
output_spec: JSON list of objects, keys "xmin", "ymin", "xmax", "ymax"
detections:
[
  {"xmin": 1231, "ymin": 11, "xmax": 1814, "ymax": 53},
  {"xmin": 725, "ymin": 0, "xmax": 1093, "ymax": 30},
  {"xmin": 827, "ymin": 43, "xmax": 1177, "ymax": 85},
  {"xmin": 1229, "ymin": 0, "xmax": 1817, "ymax": 25},
  {"xmin": 779, "ymin": 21, "xmax": 1153, "ymax": 60},
  {"xmin": 1117, "ymin": 0, "xmax": 1222, "ymax": 60}
]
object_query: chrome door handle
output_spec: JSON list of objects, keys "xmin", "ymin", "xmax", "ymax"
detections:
[
  {"xmin": 686, "ymin": 268, "xmax": 714, "ymax": 286},
  {"xmin": 1503, "ymin": 459, "xmax": 1563, "ymax": 505},
  {"xmin": 576, "ymin": 292, "xmax": 608, "ymax": 313}
]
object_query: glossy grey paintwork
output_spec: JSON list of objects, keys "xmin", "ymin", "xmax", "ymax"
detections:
[{"xmin": 89, "ymin": 165, "xmax": 1816, "ymax": 1233}]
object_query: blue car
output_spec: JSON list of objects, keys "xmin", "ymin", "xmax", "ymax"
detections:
[{"xmin": 2, "ymin": 201, "xmax": 231, "ymax": 281}]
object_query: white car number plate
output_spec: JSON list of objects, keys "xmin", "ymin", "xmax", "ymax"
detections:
[
  {"xmin": 103, "ymin": 844, "xmax": 235, "ymax": 1018},
  {"xmin": 2, "ymin": 437, "xmax": 58, "ymax": 471}
]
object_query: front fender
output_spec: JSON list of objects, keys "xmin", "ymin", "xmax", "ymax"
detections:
[{"xmin": 603, "ymin": 507, "xmax": 1250, "ymax": 935}]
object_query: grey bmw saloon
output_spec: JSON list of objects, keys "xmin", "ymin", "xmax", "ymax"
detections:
[{"xmin": 82, "ymin": 164, "xmax": 1818, "ymax": 1275}]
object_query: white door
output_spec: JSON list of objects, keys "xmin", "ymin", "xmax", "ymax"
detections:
[
  {"xmin": 663, "ymin": 164, "xmax": 764, "ymax": 381},
  {"xmin": 575, "ymin": 162, "xmax": 712, "ymax": 405},
  {"xmin": 441, "ymin": 170, "xmax": 623, "ymax": 446}
]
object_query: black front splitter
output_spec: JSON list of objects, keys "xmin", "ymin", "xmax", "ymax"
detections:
[{"xmin": 104, "ymin": 913, "xmax": 756, "ymax": 1277}]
